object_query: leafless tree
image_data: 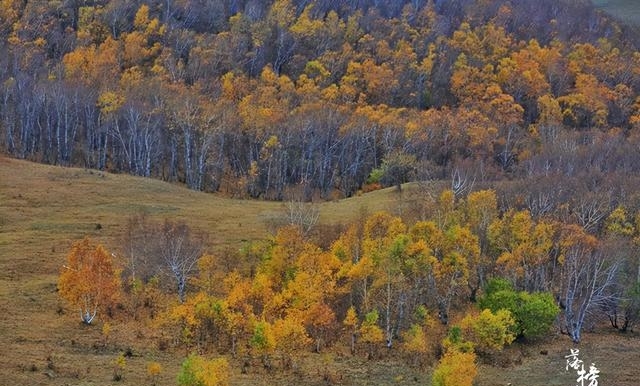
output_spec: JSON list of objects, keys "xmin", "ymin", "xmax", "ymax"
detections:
[
  {"xmin": 158, "ymin": 220, "xmax": 205, "ymax": 302},
  {"xmin": 121, "ymin": 212, "xmax": 161, "ymax": 284},
  {"xmin": 561, "ymin": 244, "xmax": 620, "ymax": 343},
  {"xmin": 573, "ymin": 192, "xmax": 611, "ymax": 233},
  {"xmin": 525, "ymin": 190, "xmax": 556, "ymax": 219},
  {"xmin": 285, "ymin": 199, "xmax": 320, "ymax": 236},
  {"xmin": 451, "ymin": 167, "xmax": 475, "ymax": 198}
]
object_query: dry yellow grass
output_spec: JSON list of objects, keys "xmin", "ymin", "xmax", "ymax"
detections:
[{"xmin": 1, "ymin": 156, "xmax": 638, "ymax": 385}]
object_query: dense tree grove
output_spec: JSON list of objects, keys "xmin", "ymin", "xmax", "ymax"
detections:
[{"xmin": 2, "ymin": 0, "xmax": 640, "ymax": 202}]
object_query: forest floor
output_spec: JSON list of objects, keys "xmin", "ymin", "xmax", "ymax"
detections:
[{"xmin": 1, "ymin": 156, "xmax": 638, "ymax": 385}]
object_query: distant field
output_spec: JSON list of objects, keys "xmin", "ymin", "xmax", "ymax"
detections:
[{"xmin": 593, "ymin": 0, "xmax": 640, "ymax": 26}]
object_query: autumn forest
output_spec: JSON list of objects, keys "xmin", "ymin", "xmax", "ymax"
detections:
[{"xmin": 2, "ymin": 0, "xmax": 640, "ymax": 385}]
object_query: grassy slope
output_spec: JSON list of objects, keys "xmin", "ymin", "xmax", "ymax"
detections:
[
  {"xmin": 593, "ymin": 0, "xmax": 640, "ymax": 26},
  {"xmin": 1, "ymin": 157, "xmax": 638, "ymax": 385}
]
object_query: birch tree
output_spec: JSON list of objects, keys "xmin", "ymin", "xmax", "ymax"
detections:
[
  {"xmin": 560, "ymin": 225, "xmax": 620, "ymax": 343},
  {"xmin": 159, "ymin": 220, "xmax": 205, "ymax": 302},
  {"xmin": 58, "ymin": 238, "xmax": 121, "ymax": 324}
]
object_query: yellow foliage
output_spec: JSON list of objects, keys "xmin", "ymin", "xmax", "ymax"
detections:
[
  {"xmin": 359, "ymin": 310, "xmax": 384, "ymax": 344},
  {"xmin": 537, "ymin": 94, "xmax": 562, "ymax": 126},
  {"xmin": 465, "ymin": 190, "xmax": 498, "ymax": 231},
  {"xmin": 0, "ymin": 0, "xmax": 19, "ymax": 26},
  {"xmin": 269, "ymin": 0, "xmax": 295, "ymax": 29},
  {"xmin": 273, "ymin": 315, "xmax": 311, "ymax": 353},
  {"xmin": 250, "ymin": 320, "xmax": 276, "ymax": 354},
  {"xmin": 290, "ymin": 4, "xmax": 323, "ymax": 38},
  {"xmin": 198, "ymin": 357, "xmax": 230, "ymax": 386},
  {"xmin": 489, "ymin": 210, "xmax": 555, "ymax": 285},
  {"xmin": 134, "ymin": 5, "xmax": 150, "ymax": 30},
  {"xmin": 343, "ymin": 306, "xmax": 358, "ymax": 331},
  {"xmin": 147, "ymin": 361, "xmax": 162, "ymax": 376},
  {"xmin": 98, "ymin": 91, "xmax": 125, "ymax": 116},
  {"xmin": 347, "ymin": 255, "xmax": 374, "ymax": 282},
  {"xmin": 402, "ymin": 324, "xmax": 429, "ymax": 355},
  {"xmin": 605, "ymin": 206, "xmax": 635, "ymax": 237},
  {"xmin": 460, "ymin": 309, "xmax": 515, "ymax": 352},
  {"xmin": 180, "ymin": 355, "xmax": 230, "ymax": 386},
  {"xmin": 102, "ymin": 322, "xmax": 112, "ymax": 339},
  {"xmin": 431, "ymin": 350, "xmax": 478, "ymax": 386},
  {"xmin": 120, "ymin": 66, "xmax": 144, "ymax": 90}
]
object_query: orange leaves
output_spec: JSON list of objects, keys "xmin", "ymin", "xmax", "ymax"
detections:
[
  {"xmin": 123, "ymin": 31, "xmax": 156, "ymax": 68},
  {"xmin": 450, "ymin": 53, "xmax": 496, "ymax": 106},
  {"xmin": 630, "ymin": 96, "xmax": 640, "ymax": 130},
  {"xmin": 558, "ymin": 73, "xmax": 612, "ymax": 128},
  {"xmin": 62, "ymin": 45, "xmax": 97, "ymax": 83},
  {"xmin": 123, "ymin": 5, "xmax": 166, "ymax": 70},
  {"xmin": 63, "ymin": 4, "xmax": 165, "ymax": 91},
  {"xmin": 272, "ymin": 314, "xmax": 311, "ymax": 354},
  {"xmin": 58, "ymin": 238, "xmax": 121, "ymax": 324},
  {"xmin": 496, "ymin": 40, "xmax": 551, "ymax": 101},
  {"xmin": 483, "ymin": 84, "xmax": 524, "ymax": 126},
  {"xmin": 63, "ymin": 37, "xmax": 121, "ymax": 87},
  {"xmin": 558, "ymin": 224, "xmax": 598, "ymax": 260},
  {"xmin": 0, "ymin": 0, "xmax": 19, "ymax": 28}
]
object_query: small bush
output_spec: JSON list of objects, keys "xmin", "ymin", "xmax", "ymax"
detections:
[
  {"xmin": 177, "ymin": 354, "xmax": 230, "ymax": 386},
  {"xmin": 460, "ymin": 309, "xmax": 516, "ymax": 353},
  {"xmin": 431, "ymin": 350, "xmax": 477, "ymax": 386},
  {"xmin": 479, "ymin": 278, "xmax": 559, "ymax": 339},
  {"xmin": 441, "ymin": 325, "xmax": 474, "ymax": 354},
  {"xmin": 112, "ymin": 352, "xmax": 126, "ymax": 381},
  {"xmin": 147, "ymin": 361, "xmax": 162, "ymax": 385}
]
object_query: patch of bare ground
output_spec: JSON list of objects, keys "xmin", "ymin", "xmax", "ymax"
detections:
[{"xmin": 476, "ymin": 328, "xmax": 640, "ymax": 386}]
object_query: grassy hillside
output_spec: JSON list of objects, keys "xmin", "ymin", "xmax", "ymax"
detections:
[
  {"xmin": 593, "ymin": 0, "xmax": 640, "ymax": 25},
  {"xmin": 0, "ymin": 156, "xmax": 411, "ymax": 385},
  {"xmin": 1, "ymin": 157, "xmax": 638, "ymax": 385}
]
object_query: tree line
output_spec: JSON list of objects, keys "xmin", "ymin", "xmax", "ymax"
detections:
[{"xmin": 2, "ymin": 0, "xmax": 640, "ymax": 200}]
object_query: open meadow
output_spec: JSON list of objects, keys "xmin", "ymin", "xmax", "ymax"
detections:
[{"xmin": 1, "ymin": 157, "xmax": 639, "ymax": 385}]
